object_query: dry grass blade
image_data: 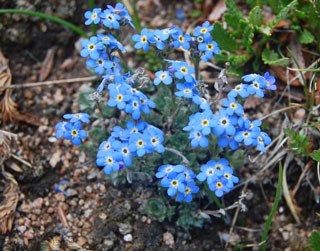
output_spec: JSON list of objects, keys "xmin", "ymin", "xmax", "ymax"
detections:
[
  {"xmin": 0, "ymin": 130, "xmax": 17, "ymax": 159},
  {"xmin": 282, "ymin": 152, "xmax": 301, "ymax": 224},
  {"xmin": 0, "ymin": 170, "xmax": 20, "ymax": 234},
  {"xmin": 39, "ymin": 46, "xmax": 57, "ymax": 81}
]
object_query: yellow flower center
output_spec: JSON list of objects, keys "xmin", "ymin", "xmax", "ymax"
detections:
[
  {"xmin": 71, "ymin": 130, "xmax": 78, "ymax": 136},
  {"xmin": 141, "ymin": 36, "xmax": 147, "ymax": 43}
]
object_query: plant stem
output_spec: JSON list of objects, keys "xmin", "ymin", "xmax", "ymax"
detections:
[
  {"xmin": 88, "ymin": 0, "xmax": 97, "ymax": 35},
  {"xmin": 0, "ymin": 9, "xmax": 88, "ymax": 37},
  {"xmin": 261, "ymin": 162, "xmax": 283, "ymax": 251},
  {"xmin": 164, "ymin": 147, "xmax": 189, "ymax": 166}
]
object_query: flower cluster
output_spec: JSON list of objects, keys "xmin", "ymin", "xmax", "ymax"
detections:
[
  {"xmin": 156, "ymin": 164, "xmax": 199, "ymax": 203},
  {"xmin": 132, "ymin": 21, "xmax": 220, "ymax": 62},
  {"xmin": 96, "ymin": 120, "xmax": 165, "ymax": 175},
  {"xmin": 183, "ymin": 72, "xmax": 275, "ymax": 153},
  {"xmin": 107, "ymin": 80, "xmax": 155, "ymax": 120},
  {"xmin": 197, "ymin": 158, "xmax": 239, "ymax": 197},
  {"xmin": 80, "ymin": 3, "xmax": 135, "ymax": 79},
  {"xmin": 55, "ymin": 113, "xmax": 89, "ymax": 146},
  {"xmin": 84, "ymin": 3, "xmax": 134, "ymax": 28},
  {"xmin": 55, "ymin": 2, "xmax": 277, "ymax": 205}
]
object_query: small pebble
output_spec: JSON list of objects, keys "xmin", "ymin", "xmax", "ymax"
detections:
[
  {"xmin": 32, "ymin": 198, "xmax": 44, "ymax": 209},
  {"xmin": 118, "ymin": 223, "xmax": 132, "ymax": 235},
  {"xmin": 66, "ymin": 189, "xmax": 78, "ymax": 197},
  {"xmin": 85, "ymin": 186, "xmax": 92, "ymax": 193},
  {"xmin": 17, "ymin": 225, "xmax": 27, "ymax": 234},
  {"xmin": 123, "ymin": 234, "xmax": 133, "ymax": 242}
]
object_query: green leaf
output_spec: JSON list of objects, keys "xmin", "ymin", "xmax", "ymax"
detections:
[
  {"xmin": 144, "ymin": 198, "xmax": 168, "ymax": 222},
  {"xmin": 248, "ymin": 6, "xmax": 263, "ymax": 27},
  {"xmin": 269, "ymin": 0, "xmax": 298, "ymax": 29},
  {"xmin": 310, "ymin": 150, "xmax": 320, "ymax": 162},
  {"xmin": 78, "ymin": 88, "xmax": 95, "ymax": 112},
  {"xmin": 285, "ymin": 129, "xmax": 310, "ymax": 156},
  {"xmin": 211, "ymin": 22, "xmax": 239, "ymax": 52},
  {"xmin": 310, "ymin": 231, "xmax": 320, "ymax": 251},
  {"xmin": 227, "ymin": 54, "xmax": 251, "ymax": 65},
  {"xmin": 261, "ymin": 48, "xmax": 290, "ymax": 66},
  {"xmin": 242, "ymin": 24, "xmax": 254, "ymax": 49},
  {"xmin": 88, "ymin": 127, "xmax": 107, "ymax": 143},
  {"xmin": 299, "ymin": 29, "xmax": 315, "ymax": 44},
  {"xmin": 190, "ymin": 9, "xmax": 202, "ymax": 18},
  {"xmin": 224, "ymin": 0, "xmax": 245, "ymax": 29}
]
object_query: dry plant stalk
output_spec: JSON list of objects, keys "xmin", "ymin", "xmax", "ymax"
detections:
[
  {"xmin": 0, "ymin": 171, "xmax": 20, "ymax": 234},
  {"xmin": 0, "ymin": 50, "xmax": 22, "ymax": 122},
  {"xmin": 0, "ymin": 130, "xmax": 20, "ymax": 234}
]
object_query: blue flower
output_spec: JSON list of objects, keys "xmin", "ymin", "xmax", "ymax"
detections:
[
  {"xmin": 183, "ymin": 110, "xmax": 214, "ymax": 136},
  {"xmin": 198, "ymin": 37, "xmax": 220, "ymax": 61},
  {"xmin": 227, "ymin": 83, "xmax": 249, "ymax": 98},
  {"xmin": 197, "ymin": 161, "xmax": 219, "ymax": 184},
  {"xmin": 176, "ymin": 180, "xmax": 199, "ymax": 203},
  {"xmin": 128, "ymin": 133, "xmax": 148, "ymax": 157},
  {"xmin": 172, "ymin": 61, "xmax": 195, "ymax": 82},
  {"xmin": 132, "ymin": 28, "xmax": 153, "ymax": 51},
  {"xmin": 154, "ymin": 70, "xmax": 173, "ymax": 85},
  {"xmin": 64, "ymin": 122, "xmax": 87, "ymax": 146},
  {"xmin": 175, "ymin": 82, "xmax": 196, "ymax": 99},
  {"xmin": 100, "ymin": 10, "xmax": 121, "ymax": 29},
  {"xmin": 84, "ymin": 8, "xmax": 102, "ymax": 25},
  {"xmin": 126, "ymin": 120, "xmax": 147, "ymax": 134},
  {"xmin": 160, "ymin": 175, "xmax": 186, "ymax": 197},
  {"xmin": 86, "ymin": 52, "xmax": 113, "ymax": 75},
  {"xmin": 113, "ymin": 142, "xmax": 132, "ymax": 166},
  {"xmin": 193, "ymin": 21, "xmax": 213, "ymax": 39},
  {"xmin": 189, "ymin": 130, "xmax": 209, "ymax": 148},
  {"xmin": 255, "ymin": 131, "xmax": 271, "ymax": 153},
  {"xmin": 221, "ymin": 166, "xmax": 239, "ymax": 188},
  {"xmin": 208, "ymin": 178, "xmax": 230, "ymax": 197},
  {"xmin": 107, "ymin": 83, "xmax": 131, "ymax": 110},
  {"xmin": 172, "ymin": 29, "xmax": 192, "ymax": 50},
  {"xmin": 96, "ymin": 149, "xmax": 122, "ymax": 174},
  {"xmin": 218, "ymin": 134, "xmax": 239, "ymax": 150},
  {"xmin": 242, "ymin": 73, "xmax": 261, "ymax": 83},
  {"xmin": 63, "ymin": 113, "xmax": 90, "ymax": 124},
  {"xmin": 242, "ymin": 74, "xmax": 267, "ymax": 97},
  {"xmin": 156, "ymin": 164, "xmax": 184, "ymax": 179},
  {"xmin": 80, "ymin": 36, "xmax": 103, "ymax": 60},
  {"xmin": 212, "ymin": 110, "xmax": 237, "ymax": 136},
  {"xmin": 263, "ymin": 72, "xmax": 276, "ymax": 90},
  {"xmin": 192, "ymin": 95, "xmax": 211, "ymax": 110},
  {"xmin": 98, "ymin": 139, "xmax": 113, "ymax": 153},
  {"xmin": 152, "ymin": 29, "xmax": 168, "ymax": 50},
  {"xmin": 144, "ymin": 126, "xmax": 165, "ymax": 153},
  {"xmin": 221, "ymin": 97, "xmax": 244, "ymax": 116},
  {"xmin": 107, "ymin": 2, "xmax": 127, "ymax": 16},
  {"xmin": 55, "ymin": 121, "xmax": 68, "ymax": 139},
  {"xmin": 136, "ymin": 91, "xmax": 156, "ymax": 115},
  {"xmin": 125, "ymin": 97, "xmax": 142, "ymax": 120},
  {"xmin": 234, "ymin": 129, "xmax": 259, "ymax": 146}
]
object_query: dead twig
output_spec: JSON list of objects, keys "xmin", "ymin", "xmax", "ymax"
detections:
[{"xmin": 3, "ymin": 75, "xmax": 99, "ymax": 89}]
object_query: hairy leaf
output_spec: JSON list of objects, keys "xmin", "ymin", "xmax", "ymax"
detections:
[
  {"xmin": 224, "ymin": 0, "xmax": 245, "ymax": 29},
  {"xmin": 310, "ymin": 231, "xmax": 320, "ymax": 251},
  {"xmin": 262, "ymin": 48, "xmax": 290, "ymax": 66},
  {"xmin": 269, "ymin": 0, "xmax": 298, "ymax": 29},
  {"xmin": 242, "ymin": 24, "xmax": 254, "ymax": 49},
  {"xmin": 211, "ymin": 22, "xmax": 239, "ymax": 52},
  {"xmin": 310, "ymin": 150, "xmax": 320, "ymax": 162},
  {"xmin": 285, "ymin": 129, "xmax": 311, "ymax": 156},
  {"xmin": 299, "ymin": 29, "xmax": 315, "ymax": 44},
  {"xmin": 248, "ymin": 6, "xmax": 263, "ymax": 27}
]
